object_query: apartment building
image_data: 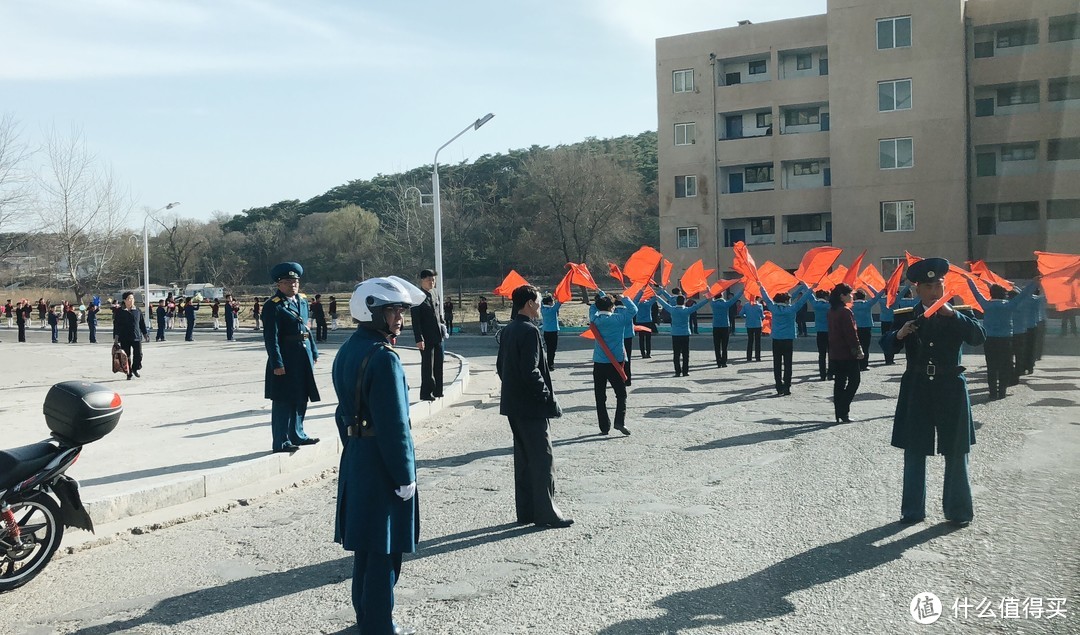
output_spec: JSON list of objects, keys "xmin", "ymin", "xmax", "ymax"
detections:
[{"xmin": 657, "ymin": 0, "xmax": 1080, "ymax": 281}]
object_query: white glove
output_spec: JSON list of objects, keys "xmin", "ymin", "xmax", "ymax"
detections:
[{"xmin": 395, "ymin": 482, "xmax": 416, "ymax": 501}]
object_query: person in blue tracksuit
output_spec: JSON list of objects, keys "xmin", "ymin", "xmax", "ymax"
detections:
[
  {"xmin": 540, "ymin": 295, "xmax": 562, "ymax": 371},
  {"xmin": 614, "ymin": 297, "xmax": 639, "ymax": 385},
  {"xmin": 635, "ymin": 294, "xmax": 659, "ymax": 358},
  {"xmin": 811, "ymin": 290, "xmax": 832, "ymax": 380},
  {"xmin": 333, "ymin": 275, "xmax": 424, "ymax": 635},
  {"xmin": 709, "ymin": 286, "xmax": 742, "ymax": 368},
  {"xmin": 589, "ymin": 291, "xmax": 638, "ymax": 435},
  {"xmin": 967, "ymin": 277, "xmax": 1037, "ymax": 399},
  {"xmin": 1034, "ymin": 289, "xmax": 1047, "ymax": 363},
  {"xmin": 852, "ymin": 287, "xmax": 885, "ymax": 370},
  {"xmin": 654, "ymin": 286, "xmax": 710, "ymax": 377},
  {"xmin": 1009, "ymin": 289, "xmax": 1036, "ymax": 383},
  {"xmin": 878, "ymin": 285, "xmax": 910, "ymax": 365},
  {"xmin": 760, "ymin": 281, "xmax": 812, "ymax": 396},
  {"xmin": 740, "ymin": 297, "xmax": 766, "ymax": 362}
]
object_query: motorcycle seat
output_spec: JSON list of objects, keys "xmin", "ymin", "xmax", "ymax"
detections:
[{"xmin": 0, "ymin": 442, "xmax": 60, "ymax": 491}]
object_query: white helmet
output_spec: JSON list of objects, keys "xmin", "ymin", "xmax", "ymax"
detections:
[{"xmin": 350, "ymin": 276, "xmax": 426, "ymax": 322}]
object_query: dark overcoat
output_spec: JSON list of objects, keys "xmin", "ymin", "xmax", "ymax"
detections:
[
  {"xmin": 332, "ymin": 327, "xmax": 419, "ymax": 554},
  {"xmin": 496, "ymin": 315, "xmax": 559, "ymax": 418},
  {"xmin": 882, "ymin": 305, "xmax": 986, "ymax": 456},
  {"xmin": 262, "ymin": 292, "xmax": 320, "ymax": 403}
]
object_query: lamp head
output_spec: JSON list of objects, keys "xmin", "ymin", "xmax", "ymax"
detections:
[{"xmin": 474, "ymin": 113, "xmax": 495, "ymax": 130}]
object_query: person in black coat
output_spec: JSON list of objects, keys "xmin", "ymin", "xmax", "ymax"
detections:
[
  {"xmin": 410, "ymin": 269, "xmax": 446, "ymax": 401},
  {"xmin": 113, "ymin": 291, "xmax": 149, "ymax": 379},
  {"xmin": 224, "ymin": 293, "xmax": 238, "ymax": 341},
  {"xmin": 312, "ymin": 293, "xmax": 328, "ymax": 342},
  {"xmin": 87, "ymin": 302, "xmax": 100, "ymax": 343},
  {"xmin": 183, "ymin": 298, "xmax": 199, "ymax": 341},
  {"xmin": 155, "ymin": 299, "xmax": 167, "ymax": 341},
  {"xmin": 496, "ymin": 284, "xmax": 572, "ymax": 529},
  {"xmin": 66, "ymin": 305, "xmax": 79, "ymax": 343},
  {"xmin": 47, "ymin": 305, "xmax": 60, "ymax": 343}
]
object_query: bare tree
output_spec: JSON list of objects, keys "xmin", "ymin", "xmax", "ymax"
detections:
[
  {"xmin": 198, "ymin": 219, "xmax": 249, "ymax": 291},
  {"xmin": 0, "ymin": 113, "xmax": 33, "ymax": 258},
  {"xmin": 36, "ymin": 127, "xmax": 131, "ymax": 302},
  {"xmin": 149, "ymin": 212, "xmax": 207, "ymax": 284}
]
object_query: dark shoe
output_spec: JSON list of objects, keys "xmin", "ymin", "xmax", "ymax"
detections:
[
  {"xmin": 599, "ymin": 430, "xmax": 609, "ymax": 436},
  {"xmin": 539, "ymin": 517, "xmax": 574, "ymax": 529},
  {"xmin": 126, "ymin": 374, "xmax": 132, "ymax": 380},
  {"xmin": 132, "ymin": 369, "xmax": 140, "ymax": 378},
  {"xmin": 899, "ymin": 516, "xmax": 925, "ymax": 525},
  {"xmin": 393, "ymin": 624, "xmax": 417, "ymax": 635},
  {"xmin": 421, "ymin": 395, "xmax": 436, "ymax": 402},
  {"xmin": 274, "ymin": 444, "xmax": 300, "ymax": 454},
  {"xmin": 615, "ymin": 426, "xmax": 631, "ymax": 436},
  {"xmin": 624, "ymin": 380, "xmax": 631, "ymax": 386},
  {"xmin": 840, "ymin": 416, "xmax": 854, "ymax": 423},
  {"xmin": 296, "ymin": 437, "xmax": 320, "ymax": 445},
  {"xmin": 515, "ymin": 518, "xmax": 534, "ymax": 526},
  {"xmin": 948, "ymin": 519, "xmax": 972, "ymax": 528}
]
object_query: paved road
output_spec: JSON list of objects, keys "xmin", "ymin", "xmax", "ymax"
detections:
[{"xmin": 2, "ymin": 334, "xmax": 1078, "ymax": 634}]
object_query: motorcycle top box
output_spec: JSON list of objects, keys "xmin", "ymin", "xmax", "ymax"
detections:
[{"xmin": 42, "ymin": 381, "xmax": 123, "ymax": 446}]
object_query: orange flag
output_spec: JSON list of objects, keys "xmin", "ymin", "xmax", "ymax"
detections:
[
  {"xmin": 493, "ymin": 270, "xmax": 530, "ymax": 298},
  {"xmin": 795, "ymin": 246, "xmax": 842, "ymax": 288},
  {"xmin": 857, "ymin": 263, "xmax": 886, "ymax": 292},
  {"xmin": 885, "ymin": 261, "xmax": 906, "ymax": 307},
  {"xmin": 661, "ymin": 259, "xmax": 673, "ymax": 287},
  {"xmin": 608, "ymin": 262, "xmax": 626, "ymax": 286},
  {"xmin": 967, "ymin": 260, "xmax": 1013, "ymax": 289},
  {"xmin": 816, "ymin": 265, "xmax": 848, "ymax": 293},
  {"xmin": 762, "ymin": 310, "xmax": 773, "ymax": 336},
  {"xmin": 679, "ymin": 259, "xmax": 711, "ymax": 297},
  {"xmin": 709, "ymin": 279, "xmax": 740, "ymax": 296},
  {"xmin": 732, "ymin": 241, "xmax": 759, "ymax": 281},
  {"xmin": 623, "ymin": 246, "xmax": 664, "ymax": 283},
  {"xmin": 842, "ymin": 250, "xmax": 866, "ymax": 287},
  {"xmin": 905, "ymin": 251, "xmax": 923, "ymax": 266},
  {"xmin": 568, "ymin": 263, "xmax": 599, "ymax": 290},
  {"xmin": 945, "ymin": 264, "xmax": 986, "ymax": 307},
  {"xmin": 553, "ymin": 270, "xmax": 574, "ymax": 303},
  {"xmin": 624, "ymin": 280, "xmax": 655, "ymax": 300},
  {"xmin": 1036, "ymin": 251, "xmax": 1080, "ymax": 310},
  {"xmin": 756, "ymin": 261, "xmax": 799, "ymax": 295}
]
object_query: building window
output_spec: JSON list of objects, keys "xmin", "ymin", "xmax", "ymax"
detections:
[
  {"xmin": 756, "ymin": 112, "xmax": 772, "ymax": 128},
  {"xmin": 976, "ymin": 152, "xmax": 997, "ymax": 177},
  {"xmin": 750, "ymin": 217, "xmax": 775, "ymax": 235},
  {"xmin": 878, "ymin": 79, "xmax": 912, "ymax": 111},
  {"xmin": 677, "ymin": 227, "xmax": 699, "ymax": 249},
  {"xmin": 674, "ymin": 122, "xmax": 696, "ymax": 146},
  {"xmin": 787, "ymin": 214, "xmax": 822, "ymax": 232},
  {"xmin": 784, "ymin": 107, "xmax": 820, "ymax": 126},
  {"xmin": 1048, "ymin": 138, "xmax": 1080, "ymax": 161},
  {"xmin": 998, "ymin": 202, "xmax": 1039, "ymax": 222},
  {"xmin": 748, "ymin": 59, "xmax": 768, "ymax": 75},
  {"xmin": 974, "ymin": 41, "xmax": 995, "ymax": 58},
  {"xmin": 819, "ymin": 58, "xmax": 829, "ymax": 75},
  {"xmin": 997, "ymin": 84, "xmax": 1040, "ymax": 106},
  {"xmin": 881, "ymin": 257, "xmax": 904, "ymax": 278},
  {"xmin": 796, "ymin": 54, "xmax": 813, "ymax": 70},
  {"xmin": 793, "ymin": 161, "xmax": 820, "ymax": 176},
  {"xmin": 675, "ymin": 175, "xmax": 697, "ymax": 198},
  {"xmin": 997, "ymin": 26, "xmax": 1039, "ymax": 48},
  {"xmin": 881, "ymin": 200, "xmax": 915, "ymax": 232},
  {"xmin": 673, "ymin": 69, "xmax": 694, "ymax": 93},
  {"xmin": 1049, "ymin": 78, "xmax": 1080, "ymax": 102},
  {"xmin": 976, "ymin": 204, "xmax": 997, "ymax": 235},
  {"xmin": 877, "ymin": 16, "xmax": 912, "ymax": 50},
  {"xmin": 975, "ymin": 98, "xmax": 995, "ymax": 117},
  {"xmin": 879, "ymin": 137, "xmax": 914, "ymax": 169},
  {"xmin": 1000, "ymin": 143, "xmax": 1038, "ymax": 162},
  {"xmin": 745, "ymin": 166, "xmax": 774, "ymax": 184},
  {"xmin": 1049, "ymin": 15, "xmax": 1080, "ymax": 43},
  {"xmin": 1047, "ymin": 199, "xmax": 1080, "ymax": 220}
]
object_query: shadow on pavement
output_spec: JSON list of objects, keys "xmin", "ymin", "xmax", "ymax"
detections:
[
  {"xmin": 79, "ymin": 451, "xmax": 270, "ymax": 487},
  {"xmin": 596, "ymin": 522, "xmax": 958, "ymax": 634},
  {"xmin": 685, "ymin": 422, "xmax": 834, "ymax": 451}
]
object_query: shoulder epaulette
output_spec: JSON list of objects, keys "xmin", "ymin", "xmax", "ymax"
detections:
[
  {"xmin": 298, "ymin": 293, "xmax": 307, "ymax": 299},
  {"xmin": 893, "ymin": 307, "xmax": 915, "ymax": 315},
  {"xmin": 271, "ymin": 297, "xmax": 282, "ymax": 303}
]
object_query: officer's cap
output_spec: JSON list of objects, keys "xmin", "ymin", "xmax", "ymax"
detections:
[
  {"xmin": 907, "ymin": 257, "xmax": 949, "ymax": 284},
  {"xmin": 271, "ymin": 262, "xmax": 304, "ymax": 282}
]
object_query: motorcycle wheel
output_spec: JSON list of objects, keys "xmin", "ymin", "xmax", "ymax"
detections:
[{"xmin": 0, "ymin": 492, "xmax": 64, "ymax": 592}]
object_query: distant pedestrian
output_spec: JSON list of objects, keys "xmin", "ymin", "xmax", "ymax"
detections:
[
  {"xmin": 967, "ymin": 278, "xmax": 1037, "ymax": 400},
  {"xmin": 3, "ymin": 300, "xmax": 11, "ymax": 328},
  {"xmin": 477, "ymin": 297, "xmax": 489, "ymax": 335},
  {"xmin": 879, "ymin": 285, "xmax": 913, "ymax": 366},
  {"xmin": 66, "ymin": 304, "xmax": 79, "ymax": 343},
  {"xmin": 852, "ymin": 287, "xmax": 884, "ymax": 370},
  {"xmin": 411, "ymin": 269, "xmax": 447, "ymax": 402},
  {"xmin": 155, "ymin": 299, "xmax": 167, "ymax": 341},
  {"xmin": 16, "ymin": 300, "xmax": 29, "ymax": 342},
  {"xmin": 810, "ymin": 290, "xmax": 832, "ymax": 380},
  {"xmin": 224, "ymin": 293, "xmax": 238, "ymax": 341},
  {"xmin": 760, "ymin": 280, "xmax": 812, "ymax": 396},
  {"xmin": 443, "ymin": 298, "xmax": 454, "ymax": 334},
  {"xmin": 740, "ymin": 297, "xmax": 765, "ymax": 362},
  {"xmin": 539, "ymin": 295, "xmax": 562, "ymax": 371},
  {"xmin": 48, "ymin": 306, "xmax": 60, "ymax": 343},
  {"xmin": 113, "ymin": 291, "xmax": 149, "ymax": 380},
  {"xmin": 589, "ymin": 291, "xmax": 638, "ymax": 435},
  {"xmin": 87, "ymin": 300, "xmax": 100, "ymax": 343},
  {"xmin": 211, "ymin": 299, "xmax": 221, "ymax": 330},
  {"xmin": 37, "ymin": 298, "xmax": 47, "ymax": 328},
  {"xmin": 654, "ymin": 286, "xmax": 709, "ymax": 377},
  {"xmin": 828, "ymin": 283, "xmax": 863, "ymax": 423},
  {"xmin": 1062, "ymin": 308, "xmax": 1079, "ymax": 337},
  {"xmin": 635, "ymin": 294, "xmax": 659, "ymax": 359},
  {"xmin": 708, "ymin": 286, "xmax": 742, "ymax": 368},
  {"xmin": 328, "ymin": 295, "xmax": 338, "ymax": 331},
  {"xmin": 184, "ymin": 298, "xmax": 199, "ymax": 341},
  {"xmin": 312, "ymin": 293, "xmax": 328, "ymax": 342},
  {"xmin": 252, "ymin": 297, "xmax": 262, "ymax": 331},
  {"xmin": 796, "ymin": 301, "xmax": 809, "ymax": 337}
]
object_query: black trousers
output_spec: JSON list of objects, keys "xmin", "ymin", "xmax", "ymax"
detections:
[
  {"xmin": 712, "ymin": 327, "xmax": 730, "ymax": 367},
  {"xmin": 157, "ymin": 321, "xmax": 166, "ymax": 341},
  {"xmin": 772, "ymin": 339, "xmax": 794, "ymax": 392},
  {"xmin": 89, "ymin": 322, "xmax": 97, "ymax": 343},
  {"xmin": 543, "ymin": 331, "xmax": 558, "ymax": 370},
  {"xmin": 880, "ymin": 321, "xmax": 894, "ymax": 364},
  {"xmin": 816, "ymin": 332, "xmax": 830, "ymax": 379},
  {"xmin": 672, "ymin": 335, "xmax": 690, "ymax": 375},
  {"xmin": 623, "ymin": 337, "xmax": 633, "ymax": 382},
  {"xmin": 120, "ymin": 339, "xmax": 143, "ymax": 373},
  {"xmin": 593, "ymin": 362, "xmax": 627, "ymax": 432},
  {"xmin": 1024, "ymin": 328, "xmax": 1037, "ymax": 371},
  {"xmin": 506, "ymin": 415, "xmax": 561, "ymax": 524},
  {"xmin": 67, "ymin": 325, "xmax": 77, "ymax": 343},
  {"xmin": 185, "ymin": 320, "xmax": 195, "ymax": 341},
  {"xmin": 1035, "ymin": 321, "xmax": 1045, "ymax": 360},
  {"xmin": 746, "ymin": 327, "xmax": 762, "ymax": 361},
  {"xmin": 638, "ymin": 328, "xmax": 653, "ymax": 358},
  {"xmin": 832, "ymin": 359, "xmax": 861, "ymax": 419},
  {"xmin": 689, "ymin": 312, "xmax": 699, "ymax": 334},
  {"xmin": 315, "ymin": 320, "xmax": 328, "ymax": 342},
  {"xmin": 984, "ymin": 336, "xmax": 1013, "ymax": 398},
  {"xmin": 1062, "ymin": 314, "xmax": 1078, "ymax": 336},
  {"xmin": 17, "ymin": 321, "xmax": 26, "ymax": 342},
  {"xmin": 857, "ymin": 327, "xmax": 872, "ymax": 370},
  {"xmin": 420, "ymin": 340, "xmax": 444, "ymax": 399},
  {"xmin": 1011, "ymin": 333, "xmax": 1027, "ymax": 384}
]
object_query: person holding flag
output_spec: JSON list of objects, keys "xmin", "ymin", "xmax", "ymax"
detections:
[
  {"xmin": 653, "ymin": 285, "xmax": 711, "ymax": 377},
  {"xmin": 709, "ymin": 283, "xmax": 742, "ymax": 368},
  {"xmin": 740, "ymin": 296, "xmax": 766, "ymax": 362},
  {"xmin": 760, "ymin": 280, "xmax": 813, "ymax": 396},
  {"xmin": 634, "ymin": 292, "xmax": 659, "ymax": 359},
  {"xmin": 852, "ymin": 287, "xmax": 885, "ymax": 370},
  {"xmin": 878, "ymin": 285, "xmax": 912, "ymax": 365},
  {"xmin": 882, "ymin": 258, "xmax": 986, "ymax": 527},
  {"xmin": 966, "ymin": 277, "xmax": 1038, "ymax": 400},
  {"xmin": 811, "ymin": 290, "xmax": 832, "ymax": 380},
  {"xmin": 588, "ymin": 290, "xmax": 639, "ymax": 435}
]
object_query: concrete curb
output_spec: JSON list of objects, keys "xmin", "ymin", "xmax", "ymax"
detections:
[{"xmin": 82, "ymin": 351, "xmax": 470, "ymax": 525}]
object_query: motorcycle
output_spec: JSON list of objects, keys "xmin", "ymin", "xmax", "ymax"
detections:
[{"xmin": 0, "ymin": 381, "xmax": 122, "ymax": 592}]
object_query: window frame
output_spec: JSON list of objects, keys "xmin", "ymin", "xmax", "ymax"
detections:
[
  {"xmin": 676, "ymin": 226, "xmax": 700, "ymax": 249},
  {"xmin": 878, "ymin": 79, "xmax": 913, "ymax": 112},
  {"xmin": 876, "ymin": 16, "xmax": 912, "ymax": 50},
  {"xmin": 996, "ymin": 84, "xmax": 1040, "ymax": 107},
  {"xmin": 880, "ymin": 200, "xmax": 915, "ymax": 232},
  {"xmin": 672, "ymin": 69, "xmax": 694, "ymax": 94},
  {"xmin": 1047, "ymin": 199, "xmax": 1080, "ymax": 220},
  {"xmin": 786, "ymin": 214, "xmax": 822, "ymax": 232},
  {"xmin": 1000, "ymin": 143, "xmax": 1038, "ymax": 162},
  {"xmin": 748, "ymin": 59, "xmax": 768, "ymax": 75},
  {"xmin": 976, "ymin": 204, "xmax": 997, "ymax": 235},
  {"xmin": 796, "ymin": 54, "xmax": 813, "ymax": 70},
  {"xmin": 1048, "ymin": 78, "xmax": 1080, "ymax": 102},
  {"xmin": 750, "ymin": 217, "xmax": 775, "ymax": 235},
  {"xmin": 996, "ymin": 26, "xmax": 1039, "ymax": 49},
  {"xmin": 1049, "ymin": 15, "xmax": 1080, "ymax": 43},
  {"xmin": 879, "ymin": 137, "xmax": 914, "ymax": 169},
  {"xmin": 997, "ymin": 202, "xmax": 1039, "ymax": 222},
  {"xmin": 792, "ymin": 161, "xmax": 820, "ymax": 176},
  {"xmin": 784, "ymin": 107, "xmax": 820, "ymax": 127},
  {"xmin": 675, "ymin": 175, "xmax": 698, "ymax": 199},
  {"xmin": 756, "ymin": 112, "xmax": 772, "ymax": 128},
  {"xmin": 744, "ymin": 165, "xmax": 774, "ymax": 184},
  {"xmin": 674, "ymin": 122, "xmax": 696, "ymax": 146},
  {"xmin": 1048, "ymin": 138, "xmax": 1080, "ymax": 161}
]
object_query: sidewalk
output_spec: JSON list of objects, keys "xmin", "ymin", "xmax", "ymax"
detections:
[{"xmin": 1, "ymin": 325, "xmax": 468, "ymax": 533}]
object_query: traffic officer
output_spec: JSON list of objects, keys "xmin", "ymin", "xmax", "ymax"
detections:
[
  {"xmin": 263, "ymin": 262, "xmax": 320, "ymax": 453},
  {"xmin": 333, "ymin": 275, "xmax": 424, "ymax": 635},
  {"xmin": 882, "ymin": 258, "xmax": 986, "ymax": 527}
]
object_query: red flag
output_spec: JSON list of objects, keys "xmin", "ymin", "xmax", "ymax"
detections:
[
  {"xmin": 946, "ymin": 264, "xmax": 987, "ymax": 308},
  {"xmin": 857, "ymin": 264, "xmax": 886, "ymax": 292},
  {"xmin": 709, "ymin": 278, "xmax": 739, "ymax": 296},
  {"xmin": 842, "ymin": 250, "xmax": 866, "ymax": 287},
  {"xmin": 756, "ymin": 261, "xmax": 799, "ymax": 295},
  {"xmin": 661, "ymin": 259, "xmax": 673, "ymax": 287},
  {"xmin": 885, "ymin": 260, "xmax": 905, "ymax": 307},
  {"xmin": 624, "ymin": 280, "xmax": 655, "ymax": 300},
  {"xmin": 967, "ymin": 260, "xmax": 1013, "ymax": 289},
  {"xmin": 732, "ymin": 241, "xmax": 759, "ymax": 281},
  {"xmin": 1036, "ymin": 251, "xmax": 1080, "ymax": 310},
  {"xmin": 623, "ymin": 246, "xmax": 664, "ymax": 283},
  {"xmin": 795, "ymin": 247, "xmax": 842, "ymax": 288},
  {"xmin": 493, "ymin": 270, "xmax": 530, "ymax": 299},
  {"xmin": 568, "ymin": 263, "xmax": 599, "ymax": 290},
  {"xmin": 762, "ymin": 310, "xmax": 772, "ymax": 336},
  {"xmin": 679, "ymin": 260, "xmax": 710, "ymax": 297},
  {"xmin": 905, "ymin": 251, "xmax": 923, "ymax": 266},
  {"xmin": 816, "ymin": 265, "xmax": 848, "ymax": 293},
  {"xmin": 553, "ymin": 270, "xmax": 573, "ymax": 303},
  {"xmin": 608, "ymin": 262, "xmax": 626, "ymax": 286}
]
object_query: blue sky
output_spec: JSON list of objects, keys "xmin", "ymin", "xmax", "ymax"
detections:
[{"xmin": 1, "ymin": 0, "xmax": 826, "ymax": 225}]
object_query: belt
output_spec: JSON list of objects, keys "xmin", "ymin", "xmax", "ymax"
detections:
[
  {"xmin": 909, "ymin": 363, "xmax": 964, "ymax": 379},
  {"xmin": 345, "ymin": 421, "xmax": 376, "ymax": 438},
  {"xmin": 282, "ymin": 333, "xmax": 310, "ymax": 341}
]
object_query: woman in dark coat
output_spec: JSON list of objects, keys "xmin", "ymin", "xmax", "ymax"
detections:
[
  {"xmin": 113, "ymin": 291, "xmax": 149, "ymax": 379},
  {"xmin": 827, "ymin": 284, "xmax": 864, "ymax": 423}
]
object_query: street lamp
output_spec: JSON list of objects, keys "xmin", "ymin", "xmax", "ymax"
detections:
[
  {"xmin": 432, "ymin": 113, "xmax": 494, "ymax": 320},
  {"xmin": 143, "ymin": 202, "xmax": 180, "ymax": 315}
]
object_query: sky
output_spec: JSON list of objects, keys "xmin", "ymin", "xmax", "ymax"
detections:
[{"xmin": 1, "ymin": 0, "xmax": 827, "ymax": 226}]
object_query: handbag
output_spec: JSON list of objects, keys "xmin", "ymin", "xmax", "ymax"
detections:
[{"xmin": 112, "ymin": 343, "xmax": 130, "ymax": 375}]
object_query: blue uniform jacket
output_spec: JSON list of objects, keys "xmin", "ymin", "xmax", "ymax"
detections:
[
  {"xmin": 655, "ymin": 288, "xmax": 708, "ymax": 336},
  {"xmin": 879, "ymin": 285, "xmax": 910, "ymax": 323},
  {"xmin": 968, "ymin": 278, "xmax": 1035, "ymax": 338},
  {"xmin": 811, "ymin": 299, "xmax": 830, "ymax": 333},
  {"xmin": 760, "ymin": 282, "xmax": 812, "ymax": 340},
  {"xmin": 262, "ymin": 292, "xmax": 320, "ymax": 403},
  {"xmin": 709, "ymin": 297, "xmax": 740, "ymax": 328},
  {"xmin": 852, "ymin": 290, "xmax": 884, "ymax": 328},
  {"xmin": 540, "ymin": 301, "xmax": 562, "ymax": 332},
  {"xmin": 635, "ymin": 298, "xmax": 658, "ymax": 325},
  {"xmin": 740, "ymin": 302, "xmax": 765, "ymax": 329},
  {"xmin": 332, "ymin": 327, "xmax": 418, "ymax": 554},
  {"xmin": 589, "ymin": 295, "xmax": 638, "ymax": 363}
]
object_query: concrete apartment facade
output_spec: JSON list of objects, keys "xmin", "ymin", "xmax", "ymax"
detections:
[{"xmin": 657, "ymin": 0, "xmax": 1080, "ymax": 281}]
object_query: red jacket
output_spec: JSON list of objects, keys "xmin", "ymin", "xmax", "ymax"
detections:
[{"xmin": 827, "ymin": 306, "xmax": 862, "ymax": 360}]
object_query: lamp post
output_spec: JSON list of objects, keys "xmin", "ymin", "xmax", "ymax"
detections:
[
  {"xmin": 432, "ymin": 113, "xmax": 494, "ymax": 320},
  {"xmin": 143, "ymin": 202, "xmax": 180, "ymax": 315}
]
